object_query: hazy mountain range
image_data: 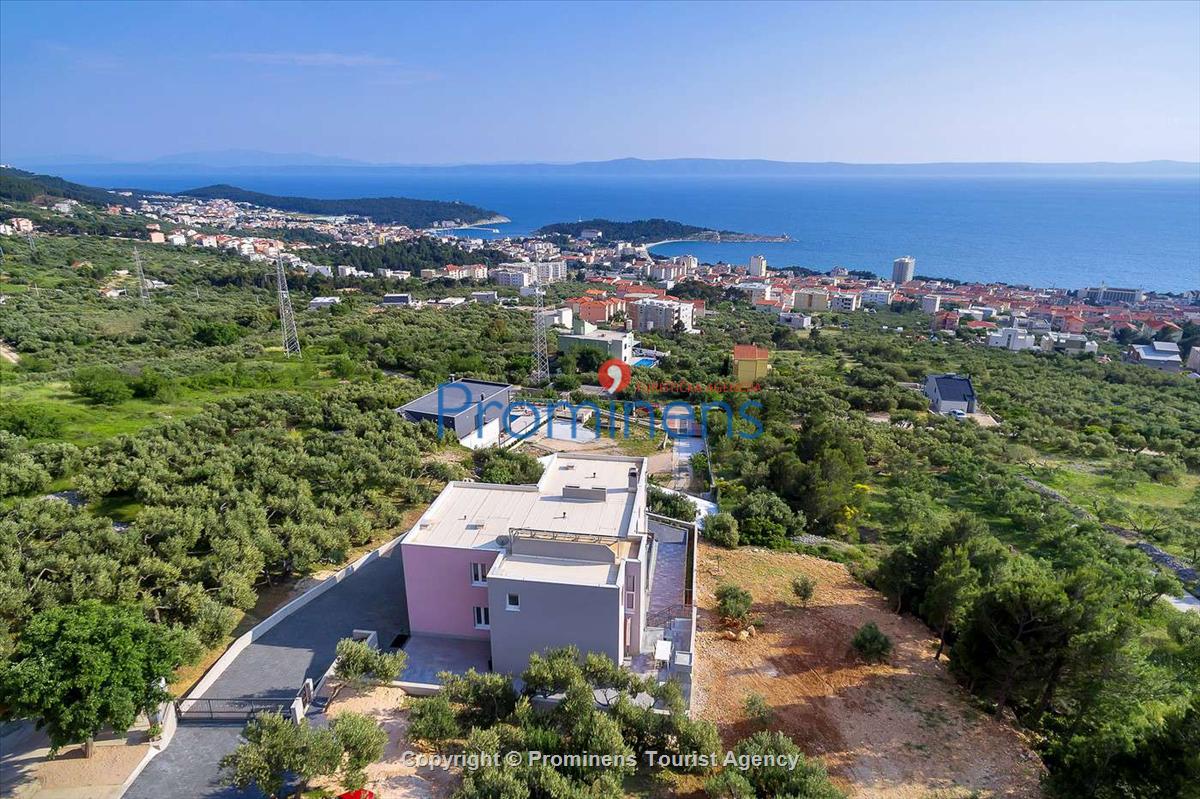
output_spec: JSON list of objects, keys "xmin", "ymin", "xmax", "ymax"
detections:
[{"xmin": 8, "ymin": 151, "xmax": 1199, "ymax": 178}]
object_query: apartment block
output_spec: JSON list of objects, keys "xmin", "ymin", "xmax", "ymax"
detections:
[
  {"xmin": 793, "ymin": 289, "xmax": 831, "ymax": 311},
  {"xmin": 629, "ymin": 298, "xmax": 695, "ymax": 333}
]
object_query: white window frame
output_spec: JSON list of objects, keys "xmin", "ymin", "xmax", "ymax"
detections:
[
  {"xmin": 506, "ymin": 593, "xmax": 521, "ymax": 611},
  {"xmin": 473, "ymin": 606, "xmax": 490, "ymax": 629},
  {"xmin": 470, "ymin": 562, "xmax": 488, "ymax": 586}
]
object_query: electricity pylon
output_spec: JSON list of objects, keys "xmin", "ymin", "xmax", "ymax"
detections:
[
  {"xmin": 530, "ymin": 270, "xmax": 549, "ymax": 384},
  {"xmin": 134, "ymin": 246, "xmax": 149, "ymax": 304},
  {"xmin": 274, "ymin": 255, "xmax": 301, "ymax": 358}
]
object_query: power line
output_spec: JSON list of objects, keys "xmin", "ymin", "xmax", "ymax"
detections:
[{"xmin": 274, "ymin": 255, "xmax": 301, "ymax": 358}]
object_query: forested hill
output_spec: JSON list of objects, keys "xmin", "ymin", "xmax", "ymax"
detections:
[
  {"xmin": 534, "ymin": 217, "xmax": 788, "ymax": 244},
  {"xmin": 0, "ymin": 166, "xmax": 121, "ymax": 206},
  {"xmin": 168, "ymin": 184, "xmax": 502, "ymax": 227}
]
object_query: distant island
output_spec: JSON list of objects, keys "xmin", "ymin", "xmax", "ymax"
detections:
[
  {"xmin": 535, "ymin": 217, "xmax": 790, "ymax": 245},
  {"xmin": 158, "ymin": 184, "xmax": 504, "ymax": 228}
]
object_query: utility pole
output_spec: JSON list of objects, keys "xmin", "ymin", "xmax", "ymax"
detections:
[
  {"xmin": 530, "ymin": 268, "xmax": 549, "ymax": 384},
  {"xmin": 274, "ymin": 255, "xmax": 301, "ymax": 358}
]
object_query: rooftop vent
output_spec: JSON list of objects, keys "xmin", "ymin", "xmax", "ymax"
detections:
[{"xmin": 563, "ymin": 485, "xmax": 608, "ymax": 502}]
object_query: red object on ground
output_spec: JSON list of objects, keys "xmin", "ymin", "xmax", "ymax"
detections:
[{"xmin": 338, "ymin": 791, "xmax": 375, "ymax": 799}]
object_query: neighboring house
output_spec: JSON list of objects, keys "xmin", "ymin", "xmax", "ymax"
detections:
[
  {"xmin": 793, "ymin": 289, "xmax": 831, "ymax": 311},
  {"xmin": 1187, "ymin": 346, "xmax": 1200, "ymax": 373},
  {"xmin": 379, "ymin": 293, "xmax": 415, "ymax": 308},
  {"xmin": 397, "ymin": 379, "xmax": 515, "ymax": 449},
  {"xmin": 1041, "ymin": 332, "xmax": 1098, "ymax": 356},
  {"xmin": 148, "ymin": 231, "xmax": 166, "ymax": 244},
  {"xmin": 829, "ymin": 292, "xmax": 861, "ymax": 312},
  {"xmin": 930, "ymin": 311, "xmax": 961, "ymax": 332},
  {"xmin": 732, "ymin": 344, "xmax": 771, "ymax": 388},
  {"xmin": 1125, "ymin": 341, "xmax": 1183, "ymax": 372},
  {"xmin": 400, "ymin": 453, "xmax": 652, "ymax": 675},
  {"xmin": 924, "ymin": 373, "xmax": 978, "ymax": 414},
  {"xmin": 778, "ymin": 312, "xmax": 812, "ymax": 329},
  {"xmin": 559, "ymin": 322, "xmax": 635, "ymax": 364},
  {"xmin": 987, "ymin": 328, "xmax": 1037, "ymax": 351},
  {"xmin": 472, "ymin": 291, "xmax": 499, "ymax": 304},
  {"xmin": 308, "ymin": 296, "xmax": 341, "ymax": 310}
]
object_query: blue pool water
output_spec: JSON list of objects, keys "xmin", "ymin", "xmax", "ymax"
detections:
[{"xmin": 633, "ymin": 357, "xmax": 657, "ymax": 368}]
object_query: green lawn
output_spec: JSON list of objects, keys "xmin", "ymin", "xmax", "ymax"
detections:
[
  {"xmin": 1038, "ymin": 459, "xmax": 1198, "ymax": 515},
  {"xmin": 2, "ymin": 359, "xmax": 343, "ymax": 446}
]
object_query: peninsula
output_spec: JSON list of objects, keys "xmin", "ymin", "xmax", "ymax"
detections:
[{"xmin": 534, "ymin": 217, "xmax": 790, "ymax": 245}]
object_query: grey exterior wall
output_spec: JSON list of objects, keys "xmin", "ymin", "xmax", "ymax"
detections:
[{"xmin": 486, "ymin": 577, "xmax": 622, "ymax": 676}]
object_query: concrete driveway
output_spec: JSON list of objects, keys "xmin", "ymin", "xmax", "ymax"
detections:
[{"xmin": 123, "ymin": 543, "xmax": 410, "ymax": 799}]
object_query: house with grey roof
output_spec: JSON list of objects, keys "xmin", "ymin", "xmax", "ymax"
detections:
[
  {"xmin": 397, "ymin": 379, "xmax": 515, "ymax": 449},
  {"xmin": 1125, "ymin": 341, "xmax": 1183, "ymax": 373},
  {"xmin": 924, "ymin": 373, "xmax": 978, "ymax": 414}
]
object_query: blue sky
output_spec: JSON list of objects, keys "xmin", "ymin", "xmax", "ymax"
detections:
[{"xmin": 2, "ymin": 0, "xmax": 1198, "ymax": 164}]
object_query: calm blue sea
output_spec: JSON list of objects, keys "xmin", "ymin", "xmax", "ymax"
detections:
[{"xmin": 61, "ymin": 171, "xmax": 1200, "ymax": 292}]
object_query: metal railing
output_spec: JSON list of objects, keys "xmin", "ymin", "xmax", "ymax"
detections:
[{"xmin": 175, "ymin": 698, "xmax": 293, "ymax": 723}]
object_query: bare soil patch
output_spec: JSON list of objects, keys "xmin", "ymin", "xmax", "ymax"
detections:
[{"xmin": 691, "ymin": 543, "xmax": 1044, "ymax": 799}]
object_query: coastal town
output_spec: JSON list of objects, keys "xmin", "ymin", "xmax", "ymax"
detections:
[{"xmin": 5, "ymin": 188, "xmax": 1198, "ymax": 375}]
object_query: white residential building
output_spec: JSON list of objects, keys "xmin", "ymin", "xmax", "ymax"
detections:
[
  {"xmin": 987, "ymin": 327, "xmax": 1037, "ymax": 351},
  {"xmin": 921, "ymin": 295, "xmax": 942, "ymax": 313},
  {"xmin": 630, "ymin": 298, "xmax": 695, "ymax": 333},
  {"xmin": 778, "ymin": 312, "xmax": 813, "ymax": 329},
  {"xmin": 860, "ymin": 289, "xmax": 894, "ymax": 306},
  {"xmin": 829, "ymin": 292, "xmax": 862, "ymax": 312},
  {"xmin": 493, "ymin": 269, "xmax": 533, "ymax": 288},
  {"xmin": 307, "ymin": 296, "xmax": 342, "ymax": 311},
  {"xmin": 748, "ymin": 255, "xmax": 768, "ymax": 277}
]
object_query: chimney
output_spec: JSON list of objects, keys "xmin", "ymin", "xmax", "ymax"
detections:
[{"xmin": 627, "ymin": 467, "xmax": 639, "ymax": 492}]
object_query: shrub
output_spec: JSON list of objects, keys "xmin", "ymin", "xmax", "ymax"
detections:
[
  {"xmin": 334, "ymin": 638, "xmax": 406, "ymax": 688},
  {"xmin": 330, "ymin": 712, "xmax": 387, "ymax": 791},
  {"xmin": 851, "ymin": 622, "xmax": 893, "ymax": 663},
  {"xmin": 743, "ymin": 692, "xmax": 772, "ymax": 726},
  {"xmin": 791, "ymin": 575, "xmax": 815, "ymax": 607},
  {"xmin": 729, "ymin": 730, "xmax": 843, "ymax": 798},
  {"xmin": 715, "ymin": 583, "xmax": 752, "ymax": 624},
  {"xmin": 649, "ymin": 485, "xmax": 698, "ymax": 522},
  {"xmin": 407, "ymin": 694, "xmax": 459, "ymax": 744},
  {"xmin": 705, "ymin": 512, "xmax": 739, "ymax": 548},
  {"xmin": 70, "ymin": 366, "xmax": 133, "ymax": 404}
]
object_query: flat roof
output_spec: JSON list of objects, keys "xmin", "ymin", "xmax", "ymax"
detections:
[
  {"xmin": 489, "ymin": 554, "xmax": 618, "ymax": 587},
  {"xmin": 397, "ymin": 379, "xmax": 513, "ymax": 418},
  {"xmin": 561, "ymin": 329, "xmax": 630, "ymax": 342},
  {"xmin": 403, "ymin": 453, "xmax": 646, "ymax": 550}
]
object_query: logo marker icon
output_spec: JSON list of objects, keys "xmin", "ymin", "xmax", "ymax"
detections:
[{"xmin": 598, "ymin": 359, "xmax": 631, "ymax": 394}]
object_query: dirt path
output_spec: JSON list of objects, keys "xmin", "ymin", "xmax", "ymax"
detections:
[
  {"xmin": 0, "ymin": 340, "xmax": 19, "ymax": 364},
  {"xmin": 691, "ymin": 544, "xmax": 1044, "ymax": 799}
]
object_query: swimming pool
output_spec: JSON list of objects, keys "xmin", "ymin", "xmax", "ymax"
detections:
[{"xmin": 633, "ymin": 357, "xmax": 657, "ymax": 368}]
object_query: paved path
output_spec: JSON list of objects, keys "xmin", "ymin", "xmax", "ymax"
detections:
[{"xmin": 123, "ymin": 545, "xmax": 410, "ymax": 799}]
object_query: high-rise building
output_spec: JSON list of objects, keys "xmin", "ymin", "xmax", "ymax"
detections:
[
  {"xmin": 748, "ymin": 255, "xmax": 768, "ymax": 277},
  {"xmin": 892, "ymin": 256, "xmax": 916, "ymax": 284}
]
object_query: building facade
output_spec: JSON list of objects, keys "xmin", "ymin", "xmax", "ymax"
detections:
[
  {"xmin": 400, "ymin": 454, "xmax": 652, "ymax": 675},
  {"xmin": 892, "ymin": 256, "xmax": 916, "ymax": 284}
]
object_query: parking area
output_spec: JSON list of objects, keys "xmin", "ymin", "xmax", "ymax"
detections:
[
  {"xmin": 400, "ymin": 636, "xmax": 492, "ymax": 684},
  {"xmin": 124, "ymin": 542, "xmax": 411, "ymax": 799}
]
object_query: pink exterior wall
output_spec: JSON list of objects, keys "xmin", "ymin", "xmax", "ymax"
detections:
[{"xmin": 402, "ymin": 543, "xmax": 497, "ymax": 640}]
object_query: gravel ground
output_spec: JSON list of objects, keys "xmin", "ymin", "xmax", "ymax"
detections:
[{"xmin": 691, "ymin": 543, "xmax": 1045, "ymax": 799}]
